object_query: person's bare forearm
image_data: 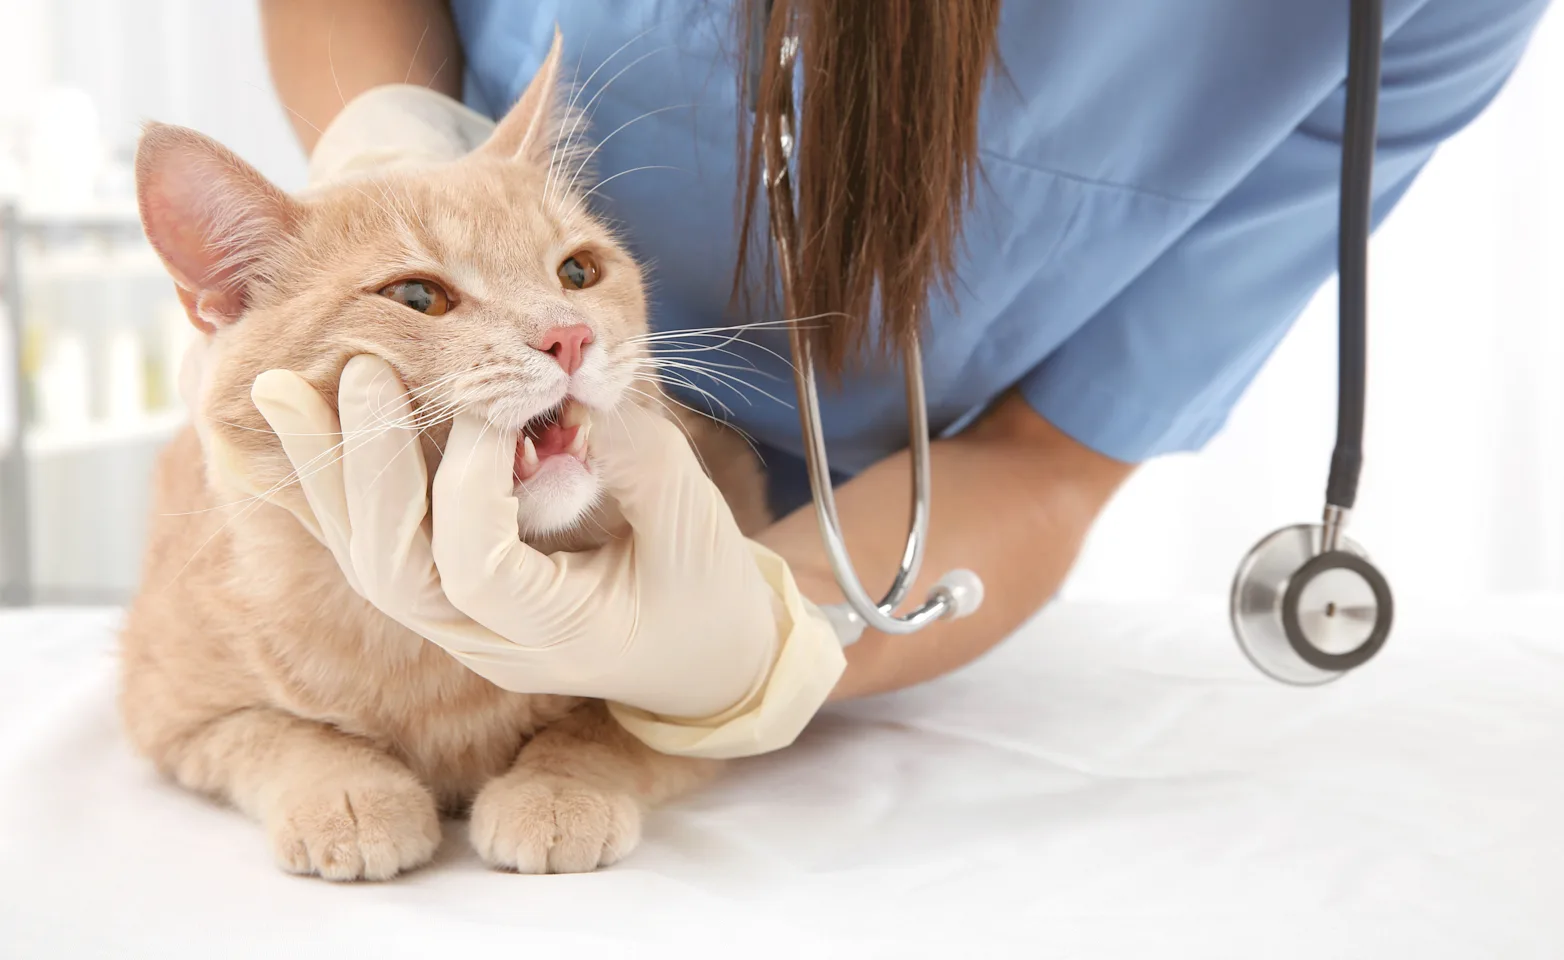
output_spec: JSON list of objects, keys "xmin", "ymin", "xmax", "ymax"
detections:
[
  {"xmin": 259, "ymin": 0, "xmax": 463, "ymax": 153},
  {"xmin": 755, "ymin": 391, "xmax": 1136, "ymax": 701}
]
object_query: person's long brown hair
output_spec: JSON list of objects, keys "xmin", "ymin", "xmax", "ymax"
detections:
[{"xmin": 733, "ymin": 0, "xmax": 1003, "ymax": 374}]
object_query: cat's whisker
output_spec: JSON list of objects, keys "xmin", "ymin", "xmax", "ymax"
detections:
[
  {"xmin": 328, "ymin": 16, "xmax": 347, "ymax": 109},
  {"xmin": 176, "ymin": 388, "xmax": 470, "ymax": 522},
  {"xmin": 248, "ymin": 81, "xmax": 322, "ymax": 136},
  {"xmin": 399, "ymin": 367, "xmax": 478, "ymax": 400},
  {"xmin": 639, "ymin": 359, "xmax": 794, "ymax": 409},
  {"xmin": 546, "ymin": 24, "xmax": 664, "ymax": 205},
  {"xmin": 626, "ymin": 316, "xmax": 831, "ymax": 339},
  {"xmin": 643, "ymin": 350, "xmax": 769, "ymax": 384},
  {"xmin": 154, "ymin": 431, "xmax": 357, "ymax": 585},
  {"xmin": 628, "ymin": 356, "xmax": 766, "ymax": 390},
  {"xmin": 626, "ymin": 385, "xmax": 764, "ymax": 463},
  {"xmin": 623, "ymin": 386, "xmax": 715, "ymax": 470},
  {"xmin": 633, "ymin": 371, "xmax": 736, "ymax": 419},
  {"xmin": 357, "ymin": 418, "xmax": 442, "ymax": 497},
  {"xmin": 403, "ymin": 23, "xmax": 430, "ymax": 85},
  {"xmin": 454, "ymin": 417, "xmax": 496, "ymax": 512},
  {"xmin": 636, "ymin": 352, "xmax": 784, "ymax": 383},
  {"xmin": 154, "ymin": 432, "xmax": 353, "ymax": 518},
  {"xmin": 610, "ymin": 398, "xmax": 640, "ymax": 457},
  {"xmin": 548, "ymin": 43, "xmax": 673, "ymax": 207},
  {"xmin": 347, "ymin": 182, "xmax": 404, "ymax": 228},
  {"xmin": 563, "ymin": 165, "xmax": 685, "ymax": 221},
  {"xmin": 578, "ymin": 508, "xmax": 621, "ymax": 542},
  {"xmin": 625, "ymin": 314, "xmax": 842, "ymax": 367},
  {"xmin": 642, "ymin": 335, "xmax": 799, "ymax": 372},
  {"xmin": 373, "ymin": 178, "xmax": 427, "ymax": 241},
  {"xmin": 426, "ymin": 56, "xmax": 450, "ymax": 91},
  {"xmin": 558, "ymin": 103, "xmax": 693, "ymax": 206}
]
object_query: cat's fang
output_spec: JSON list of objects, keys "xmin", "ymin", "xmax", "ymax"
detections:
[
  {"xmin": 567, "ymin": 421, "xmax": 590, "ymax": 459},
  {"xmin": 562, "ymin": 402, "xmax": 588, "ymax": 429},
  {"xmin": 518, "ymin": 435, "xmax": 541, "ymax": 479}
]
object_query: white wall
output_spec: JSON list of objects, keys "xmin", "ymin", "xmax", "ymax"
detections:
[
  {"xmin": 1062, "ymin": 3, "xmax": 1564, "ymax": 603},
  {"xmin": 0, "ymin": 0, "xmax": 307, "ymax": 189}
]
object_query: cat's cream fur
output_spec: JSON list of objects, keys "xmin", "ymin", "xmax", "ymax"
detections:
[{"xmin": 118, "ymin": 35, "xmax": 769, "ymax": 880}]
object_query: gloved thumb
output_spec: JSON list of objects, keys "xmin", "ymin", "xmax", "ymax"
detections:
[{"xmin": 250, "ymin": 369, "xmax": 348, "ymax": 549}]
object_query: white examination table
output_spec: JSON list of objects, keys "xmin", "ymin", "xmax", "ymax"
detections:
[{"xmin": 2, "ymin": 597, "xmax": 1562, "ymax": 958}]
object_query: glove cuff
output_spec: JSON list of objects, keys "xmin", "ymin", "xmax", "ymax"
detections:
[
  {"xmin": 308, "ymin": 84, "xmax": 498, "ymax": 187},
  {"xmin": 607, "ymin": 542, "xmax": 847, "ymax": 760}
]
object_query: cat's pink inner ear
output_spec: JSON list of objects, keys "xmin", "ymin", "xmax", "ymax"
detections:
[
  {"xmin": 480, "ymin": 25, "xmax": 566, "ymax": 164},
  {"xmin": 135, "ymin": 122, "xmax": 297, "ymax": 329}
]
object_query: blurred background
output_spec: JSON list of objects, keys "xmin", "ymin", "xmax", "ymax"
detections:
[{"xmin": 0, "ymin": 1, "xmax": 1559, "ymax": 608}]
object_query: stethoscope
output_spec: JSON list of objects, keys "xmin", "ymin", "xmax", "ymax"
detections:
[{"xmin": 753, "ymin": 0, "xmax": 1394, "ymax": 685}]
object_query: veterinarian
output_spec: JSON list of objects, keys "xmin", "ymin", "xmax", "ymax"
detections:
[{"xmin": 241, "ymin": 0, "xmax": 1548, "ymax": 757}]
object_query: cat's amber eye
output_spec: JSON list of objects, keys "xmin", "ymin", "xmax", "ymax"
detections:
[
  {"xmin": 378, "ymin": 278, "xmax": 452, "ymax": 316},
  {"xmin": 557, "ymin": 251, "xmax": 602, "ymax": 291}
]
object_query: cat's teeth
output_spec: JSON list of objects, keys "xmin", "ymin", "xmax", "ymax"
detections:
[
  {"xmin": 567, "ymin": 421, "xmax": 591, "ymax": 459},
  {"xmin": 519, "ymin": 435, "xmax": 540, "ymax": 476},
  {"xmin": 562, "ymin": 402, "xmax": 588, "ymax": 429}
]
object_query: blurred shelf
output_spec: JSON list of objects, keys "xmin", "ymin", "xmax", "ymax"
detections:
[
  {"xmin": 14, "ymin": 200, "xmax": 143, "ymax": 231},
  {"xmin": 19, "ymin": 249, "xmax": 165, "ymax": 280},
  {"xmin": 24, "ymin": 409, "xmax": 186, "ymax": 458}
]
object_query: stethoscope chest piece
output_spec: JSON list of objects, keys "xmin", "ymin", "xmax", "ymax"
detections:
[{"xmin": 1230, "ymin": 524, "xmax": 1393, "ymax": 685}]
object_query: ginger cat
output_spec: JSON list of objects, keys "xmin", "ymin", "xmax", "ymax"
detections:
[{"xmin": 118, "ymin": 34, "xmax": 769, "ymax": 880}]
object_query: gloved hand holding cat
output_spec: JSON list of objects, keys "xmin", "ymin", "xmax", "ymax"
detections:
[
  {"xmin": 230, "ymin": 353, "xmax": 845, "ymax": 759},
  {"xmin": 174, "ymin": 30, "xmax": 845, "ymax": 761}
]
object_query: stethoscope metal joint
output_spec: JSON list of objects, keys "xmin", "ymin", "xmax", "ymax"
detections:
[{"xmin": 751, "ymin": 0, "xmax": 1394, "ymax": 678}]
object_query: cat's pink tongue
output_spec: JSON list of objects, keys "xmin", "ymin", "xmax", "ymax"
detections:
[{"xmin": 513, "ymin": 421, "xmax": 584, "ymax": 483}]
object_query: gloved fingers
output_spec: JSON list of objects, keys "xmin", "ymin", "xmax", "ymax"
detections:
[
  {"xmin": 251, "ymin": 369, "xmax": 352, "ymax": 556},
  {"xmin": 592, "ymin": 402, "xmax": 749, "ymax": 554},
  {"xmin": 309, "ymin": 85, "xmax": 498, "ymax": 186},
  {"xmin": 432, "ymin": 412, "xmax": 597, "ymax": 641},
  {"xmin": 336, "ymin": 355, "xmax": 437, "ymax": 608}
]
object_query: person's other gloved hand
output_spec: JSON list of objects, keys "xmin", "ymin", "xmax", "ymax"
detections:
[
  {"xmin": 306, "ymin": 83, "xmax": 498, "ymax": 185},
  {"xmin": 236, "ymin": 355, "xmax": 846, "ymax": 759}
]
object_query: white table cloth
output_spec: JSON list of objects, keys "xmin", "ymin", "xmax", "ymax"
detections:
[{"xmin": 3, "ymin": 597, "xmax": 1562, "ymax": 958}]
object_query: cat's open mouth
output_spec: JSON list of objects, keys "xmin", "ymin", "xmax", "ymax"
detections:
[{"xmin": 514, "ymin": 399, "xmax": 590, "ymax": 483}]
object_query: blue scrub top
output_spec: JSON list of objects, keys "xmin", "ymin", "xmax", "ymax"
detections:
[{"xmin": 450, "ymin": 0, "xmax": 1548, "ymax": 516}]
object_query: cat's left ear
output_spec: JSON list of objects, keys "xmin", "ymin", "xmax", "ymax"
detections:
[
  {"xmin": 479, "ymin": 26, "xmax": 568, "ymax": 166},
  {"xmin": 135, "ymin": 122, "xmax": 301, "ymax": 333}
]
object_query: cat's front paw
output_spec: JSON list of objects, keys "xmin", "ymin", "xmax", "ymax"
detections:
[
  {"xmin": 469, "ymin": 773, "xmax": 642, "ymax": 874},
  {"xmin": 266, "ymin": 768, "xmax": 441, "ymax": 881}
]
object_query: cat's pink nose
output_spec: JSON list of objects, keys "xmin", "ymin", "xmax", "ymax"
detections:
[{"xmin": 533, "ymin": 324, "xmax": 594, "ymax": 375}]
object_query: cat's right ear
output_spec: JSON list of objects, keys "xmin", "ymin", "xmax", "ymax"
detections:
[
  {"xmin": 478, "ymin": 26, "xmax": 568, "ymax": 166},
  {"xmin": 135, "ymin": 122, "xmax": 300, "ymax": 334}
]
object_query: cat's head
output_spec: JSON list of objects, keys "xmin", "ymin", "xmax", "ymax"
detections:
[{"xmin": 136, "ymin": 31, "xmax": 652, "ymax": 538}]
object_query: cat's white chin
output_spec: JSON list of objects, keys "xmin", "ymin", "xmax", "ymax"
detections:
[{"xmin": 513, "ymin": 456, "xmax": 600, "ymax": 539}]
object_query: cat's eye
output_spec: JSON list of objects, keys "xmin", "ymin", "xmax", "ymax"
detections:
[
  {"xmin": 378, "ymin": 278, "xmax": 452, "ymax": 316},
  {"xmin": 557, "ymin": 251, "xmax": 602, "ymax": 291}
]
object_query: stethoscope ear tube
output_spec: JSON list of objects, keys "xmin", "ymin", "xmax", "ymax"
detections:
[{"xmin": 1231, "ymin": 0, "xmax": 1395, "ymax": 684}]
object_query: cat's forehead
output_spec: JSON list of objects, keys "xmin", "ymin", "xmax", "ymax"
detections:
[{"xmin": 306, "ymin": 161, "xmax": 597, "ymax": 276}]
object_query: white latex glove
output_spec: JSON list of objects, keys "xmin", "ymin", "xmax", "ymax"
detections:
[
  {"xmin": 307, "ymin": 83, "xmax": 499, "ymax": 184},
  {"xmin": 185, "ymin": 79, "xmax": 844, "ymax": 757},
  {"xmin": 224, "ymin": 356, "xmax": 846, "ymax": 759}
]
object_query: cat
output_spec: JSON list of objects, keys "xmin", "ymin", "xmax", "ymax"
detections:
[{"xmin": 117, "ymin": 32, "xmax": 771, "ymax": 880}]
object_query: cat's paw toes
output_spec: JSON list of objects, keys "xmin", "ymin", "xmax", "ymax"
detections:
[
  {"xmin": 469, "ymin": 773, "xmax": 641, "ymax": 874},
  {"xmin": 267, "ymin": 770, "xmax": 441, "ymax": 881}
]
